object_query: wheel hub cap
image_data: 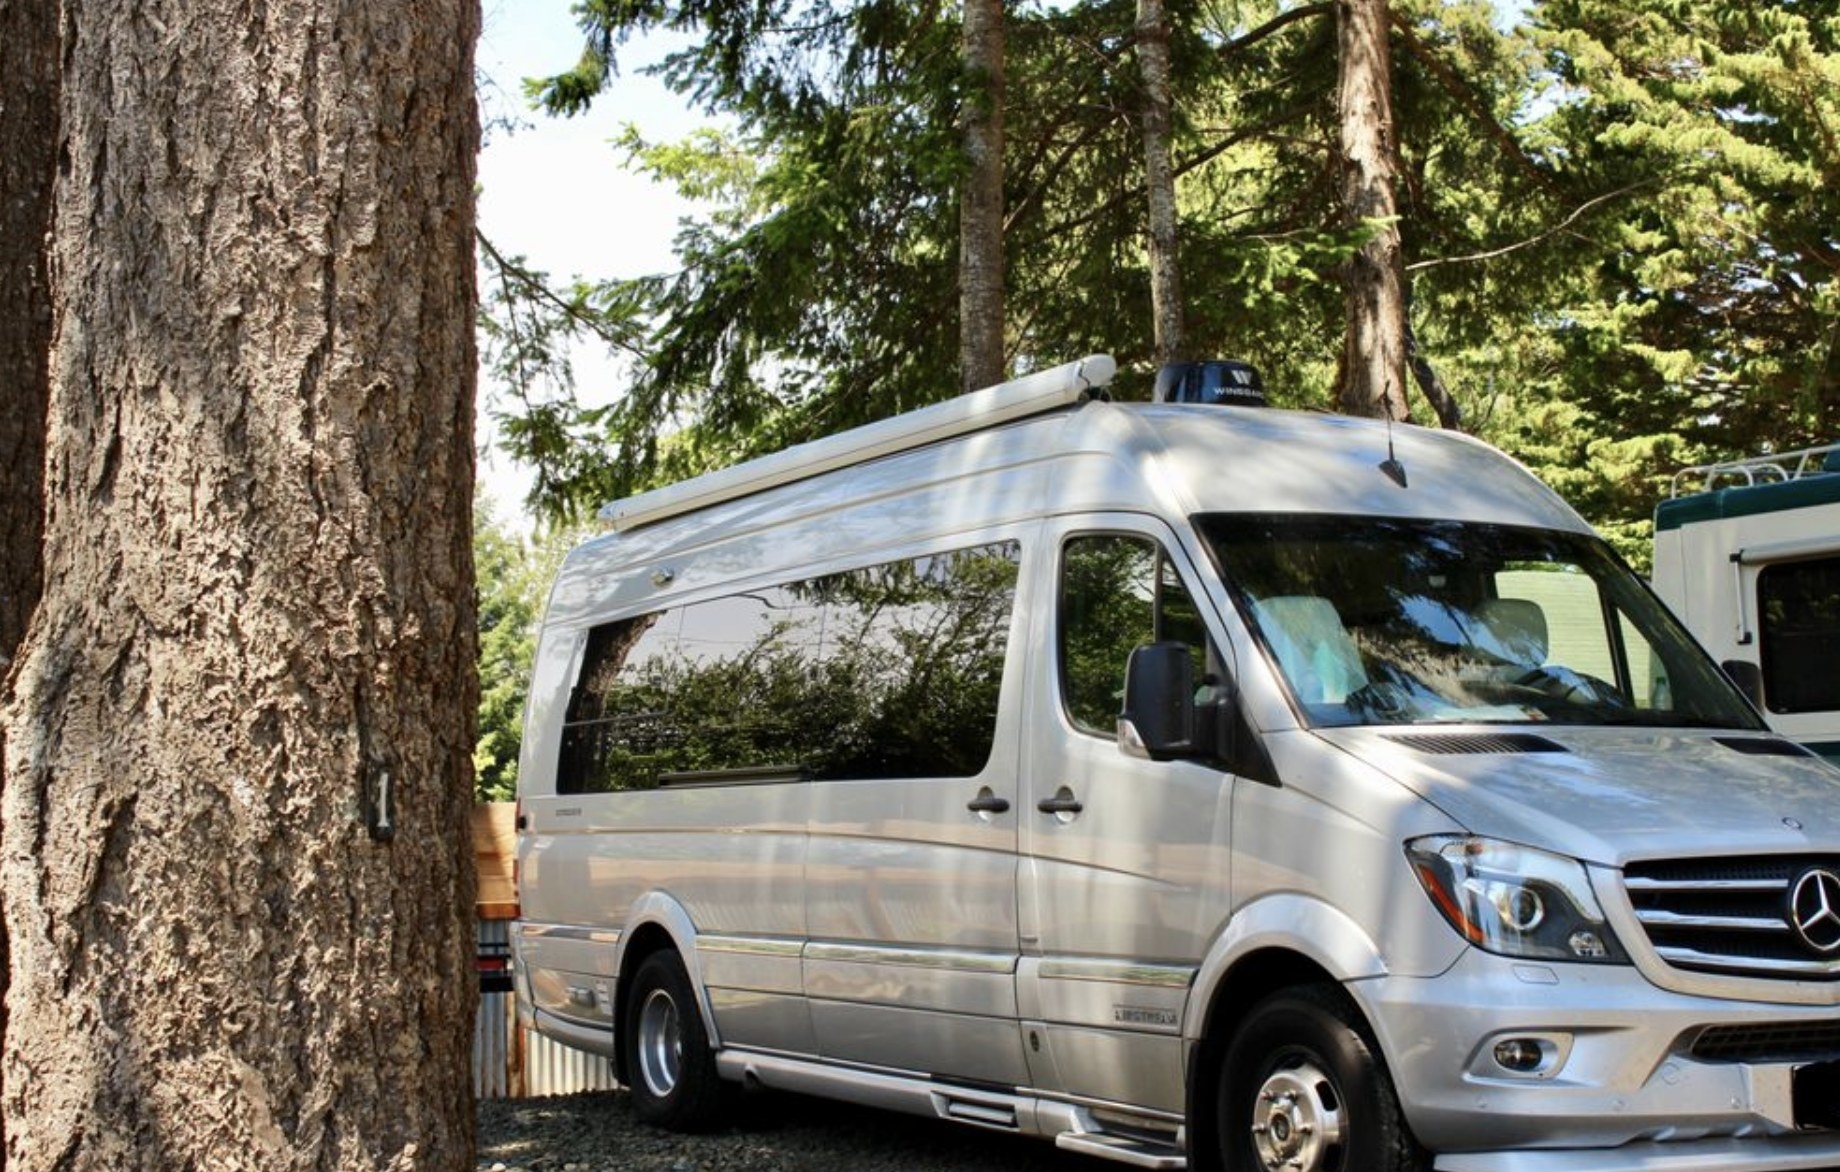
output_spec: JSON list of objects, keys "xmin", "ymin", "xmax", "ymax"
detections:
[{"xmin": 1250, "ymin": 1064, "xmax": 1345, "ymax": 1172}]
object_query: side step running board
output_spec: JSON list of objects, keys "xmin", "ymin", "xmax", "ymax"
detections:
[
  {"xmin": 716, "ymin": 1049, "xmax": 1186, "ymax": 1169},
  {"xmin": 1056, "ymin": 1132, "xmax": 1187, "ymax": 1170}
]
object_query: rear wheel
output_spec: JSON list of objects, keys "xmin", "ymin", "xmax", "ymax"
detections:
[
  {"xmin": 623, "ymin": 950, "xmax": 726, "ymax": 1131},
  {"xmin": 1219, "ymin": 986, "xmax": 1425, "ymax": 1172}
]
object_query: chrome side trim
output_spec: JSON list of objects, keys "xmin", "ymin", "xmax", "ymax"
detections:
[
  {"xmin": 804, "ymin": 942, "xmax": 1017, "ymax": 974},
  {"xmin": 528, "ymin": 1006, "xmax": 616, "ymax": 1058},
  {"xmin": 517, "ymin": 921, "xmax": 623, "ymax": 946},
  {"xmin": 1039, "ymin": 959, "xmax": 1195, "ymax": 989},
  {"xmin": 697, "ymin": 935, "xmax": 804, "ymax": 958}
]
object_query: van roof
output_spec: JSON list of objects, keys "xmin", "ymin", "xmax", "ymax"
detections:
[
  {"xmin": 549, "ymin": 392, "xmax": 1589, "ymax": 627},
  {"xmin": 602, "ymin": 354, "xmax": 1118, "ymax": 532}
]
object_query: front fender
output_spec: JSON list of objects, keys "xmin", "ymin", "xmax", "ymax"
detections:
[{"xmin": 1184, "ymin": 892, "xmax": 1388, "ymax": 1043}]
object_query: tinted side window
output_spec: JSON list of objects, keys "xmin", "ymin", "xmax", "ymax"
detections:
[
  {"xmin": 1059, "ymin": 535, "xmax": 1207, "ymax": 736},
  {"xmin": 1759, "ymin": 557, "xmax": 1840, "ymax": 714},
  {"xmin": 557, "ymin": 542, "xmax": 1021, "ymax": 793}
]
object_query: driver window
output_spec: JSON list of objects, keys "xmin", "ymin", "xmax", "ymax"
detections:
[{"xmin": 1059, "ymin": 534, "xmax": 1208, "ymax": 736}]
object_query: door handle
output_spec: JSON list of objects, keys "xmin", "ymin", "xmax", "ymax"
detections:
[
  {"xmin": 1037, "ymin": 787, "xmax": 1084, "ymax": 816},
  {"xmin": 967, "ymin": 788, "xmax": 1011, "ymax": 814}
]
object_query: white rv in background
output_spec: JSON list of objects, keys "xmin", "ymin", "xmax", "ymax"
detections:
[
  {"xmin": 1652, "ymin": 443, "xmax": 1840, "ymax": 767},
  {"xmin": 514, "ymin": 356, "xmax": 1840, "ymax": 1172}
]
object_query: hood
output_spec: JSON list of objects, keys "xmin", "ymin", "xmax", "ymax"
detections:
[{"xmin": 1317, "ymin": 726, "xmax": 1840, "ymax": 866}]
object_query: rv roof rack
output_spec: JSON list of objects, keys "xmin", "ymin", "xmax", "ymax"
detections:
[
  {"xmin": 1669, "ymin": 441, "xmax": 1840, "ymax": 498},
  {"xmin": 602, "ymin": 354, "xmax": 1118, "ymax": 532}
]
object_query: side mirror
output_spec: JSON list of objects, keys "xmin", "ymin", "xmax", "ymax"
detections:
[
  {"xmin": 1722, "ymin": 659, "xmax": 1765, "ymax": 709},
  {"xmin": 1119, "ymin": 642, "xmax": 1196, "ymax": 760}
]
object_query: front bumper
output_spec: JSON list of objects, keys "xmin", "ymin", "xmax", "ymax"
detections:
[{"xmin": 1355, "ymin": 948, "xmax": 1840, "ymax": 1169}]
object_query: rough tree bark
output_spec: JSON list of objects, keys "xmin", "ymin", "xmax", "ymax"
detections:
[
  {"xmin": 0, "ymin": 0, "xmax": 55, "ymax": 656},
  {"xmin": 1334, "ymin": 0, "xmax": 1411, "ymax": 421},
  {"xmin": 0, "ymin": 0, "xmax": 61, "ymax": 1154},
  {"xmin": 1406, "ymin": 298, "xmax": 1463, "ymax": 429},
  {"xmin": 0, "ymin": 0, "xmax": 480, "ymax": 1168},
  {"xmin": 1137, "ymin": 0, "xmax": 1185, "ymax": 364},
  {"xmin": 959, "ymin": 0, "xmax": 1006, "ymax": 393}
]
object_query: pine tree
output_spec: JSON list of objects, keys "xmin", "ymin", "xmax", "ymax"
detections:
[{"xmin": 0, "ymin": 0, "xmax": 481, "ymax": 1164}]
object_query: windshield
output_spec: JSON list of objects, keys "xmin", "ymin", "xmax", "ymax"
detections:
[{"xmin": 1201, "ymin": 514, "xmax": 1763, "ymax": 731}]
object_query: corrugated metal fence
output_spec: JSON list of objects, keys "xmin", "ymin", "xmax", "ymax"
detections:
[{"xmin": 475, "ymin": 918, "xmax": 618, "ymax": 1099}]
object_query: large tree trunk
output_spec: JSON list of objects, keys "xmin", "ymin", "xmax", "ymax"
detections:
[
  {"xmin": 0, "ymin": 0, "xmax": 481, "ymax": 1167},
  {"xmin": 1137, "ymin": 0, "xmax": 1185, "ymax": 364},
  {"xmin": 0, "ymin": 0, "xmax": 61, "ymax": 1154},
  {"xmin": 959, "ymin": 0, "xmax": 1006, "ymax": 392},
  {"xmin": 0, "ymin": 0, "xmax": 55, "ymax": 656},
  {"xmin": 1334, "ymin": 0, "xmax": 1411, "ymax": 420}
]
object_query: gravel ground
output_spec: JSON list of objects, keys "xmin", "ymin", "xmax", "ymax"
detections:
[{"xmin": 476, "ymin": 1087, "xmax": 1114, "ymax": 1172}]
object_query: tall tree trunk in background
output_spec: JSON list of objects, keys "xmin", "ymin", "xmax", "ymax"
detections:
[
  {"xmin": 0, "ymin": 0, "xmax": 60, "ymax": 1154},
  {"xmin": 0, "ymin": 0, "xmax": 481, "ymax": 1167},
  {"xmin": 1406, "ymin": 289, "xmax": 1463, "ymax": 429},
  {"xmin": 959, "ymin": 0, "xmax": 1006, "ymax": 392},
  {"xmin": 1334, "ymin": 0, "xmax": 1411, "ymax": 420},
  {"xmin": 1137, "ymin": 0, "xmax": 1185, "ymax": 364}
]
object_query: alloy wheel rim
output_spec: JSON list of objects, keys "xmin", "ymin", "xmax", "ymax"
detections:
[{"xmin": 636, "ymin": 987, "xmax": 682, "ymax": 1099}]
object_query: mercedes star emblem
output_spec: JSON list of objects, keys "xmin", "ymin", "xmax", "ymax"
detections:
[{"xmin": 1788, "ymin": 868, "xmax": 1840, "ymax": 956}]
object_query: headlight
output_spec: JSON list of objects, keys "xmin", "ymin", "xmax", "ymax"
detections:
[{"xmin": 1406, "ymin": 836, "xmax": 1627, "ymax": 964}]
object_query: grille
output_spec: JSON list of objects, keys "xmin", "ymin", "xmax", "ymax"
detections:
[
  {"xmin": 1692, "ymin": 1022, "xmax": 1840, "ymax": 1063},
  {"xmin": 1624, "ymin": 857, "xmax": 1840, "ymax": 982}
]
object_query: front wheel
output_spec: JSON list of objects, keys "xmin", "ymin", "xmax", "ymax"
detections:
[
  {"xmin": 622, "ymin": 950, "xmax": 726, "ymax": 1131},
  {"xmin": 1219, "ymin": 986, "xmax": 1426, "ymax": 1172}
]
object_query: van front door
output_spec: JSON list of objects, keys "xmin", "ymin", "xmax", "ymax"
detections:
[{"xmin": 1019, "ymin": 519, "xmax": 1236, "ymax": 1115}]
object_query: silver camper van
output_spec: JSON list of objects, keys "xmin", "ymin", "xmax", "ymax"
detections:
[{"xmin": 514, "ymin": 356, "xmax": 1840, "ymax": 1172}]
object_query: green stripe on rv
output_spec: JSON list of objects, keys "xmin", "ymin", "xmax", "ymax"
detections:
[
  {"xmin": 1654, "ymin": 473, "xmax": 1840, "ymax": 532},
  {"xmin": 1809, "ymin": 742, "xmax": 1840, "ymax": 770}
]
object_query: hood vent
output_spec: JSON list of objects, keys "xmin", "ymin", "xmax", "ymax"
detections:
[
  {"xmin": 1382, "ymin": 732, "xmax": 1568, "ymax": 756},
  {"xmin": 1713, "ymin": 736, "xmax": 1815, "ymax": 759}
]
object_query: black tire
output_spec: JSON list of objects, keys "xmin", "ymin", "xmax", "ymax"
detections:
[
  {"xmin": 622, "ymin": 950, "xmax": 726, "ymax": 1132},
  {"xmin": 1218, "ymin": 985, "xmax": 1426, "ymax": 1172}
]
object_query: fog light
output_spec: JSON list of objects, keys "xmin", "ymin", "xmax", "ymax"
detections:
[{"xmin": 1493, "ymin": 1038, "xmax": 1546, "ymax": 1073}]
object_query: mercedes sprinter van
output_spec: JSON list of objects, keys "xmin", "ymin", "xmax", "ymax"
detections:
[{"xmin": 515, "ymin": 355, "xmax": 1840, "ymax": 1172}]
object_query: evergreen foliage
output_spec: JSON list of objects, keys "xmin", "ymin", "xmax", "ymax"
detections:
[
  {"xmin": 474, "ymin": 497, "xmax": 580, "ymax": 800},
  {"xmin": 479, "ymin": 0, "xmax": 1838, "ymax": 564}
]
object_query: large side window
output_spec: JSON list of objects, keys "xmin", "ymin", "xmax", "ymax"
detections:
[
  {"xmin": 1759, "ymin": 556, "xmax": 1840, "ymax": 714},
  {"xmin": 557, "ymin": 541, "xmax": 1021, "ymax": 793},
  {"xmin": 1059, "ymin": 535, "xmax": 1208, "ymax": 736}
]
